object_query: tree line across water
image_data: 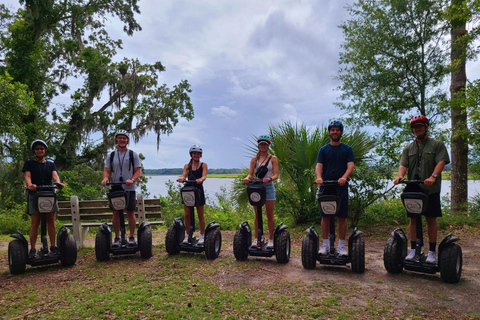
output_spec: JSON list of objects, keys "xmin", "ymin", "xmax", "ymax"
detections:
[{"xmin": 145, "ymin": 168, "xmax": 242, "ymax": 175}]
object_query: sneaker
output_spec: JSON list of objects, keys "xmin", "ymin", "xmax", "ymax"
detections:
[
  {"xmin": 50, "ymin": 246, "xmax": 60, "ymax": 256},
  {"xmin": 405, "ymin": 249, "xmax": 416, "ymax": 261},
  {"xmin": 318, "ymin": 246, "xmax": 328, "ymax": 255},
  {"xmin": 128, "ymin": 236, "xmax": 136, "ymax": 247},
  {"xmin": 426, "ymin": 251, "xmax": 436, "ymax": 264},
  {"xmin": 250, "ymin": 240, "xmax": 258, "ymax": 249},
  {"xmin": 112, "ymin": 237, "xmax": 121, "ymax": 248},
  {"xmin": 266, "ymin": 240, "xmax": 274, "ymax": 249},
  {"xmin": 182, "ymin": 235, "xmax": 189, "ymax": 244},
  {"xmin": 337, "ymin": 246, "xmax": 348, "ymax": 256},
  {"xmin": 29, "ymin": 248, "xmax": 37, "ymax": 259}
]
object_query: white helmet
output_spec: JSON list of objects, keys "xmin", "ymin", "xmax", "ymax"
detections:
[
  {"xmin": 115, "ymin": 130, "xmax": 130, "ymax": 140},
  {"xmin": 31, "ymin": 139, "xmax": 48, "ymax": 151},
  {"xmin": 189, "ymin": 145, "xmax": 203, "ymax": 156}
]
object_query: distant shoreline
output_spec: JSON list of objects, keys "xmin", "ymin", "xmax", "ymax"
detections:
[{"xmin": 145, "ymin": 173, "xmax": 241, "ymax": 178}]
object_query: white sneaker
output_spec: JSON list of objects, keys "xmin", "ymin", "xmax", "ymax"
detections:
[
  {"xmin": 250, "ymin": 240, "xmax": 258, "ymax": 249},
  {"xmin": 405, "ymin": 249, "xmax": 416, "ymax": 261},
  {"xmin": 198, "ymin": 235, "xmax": 204, "ymax": 245},
  {"xmin": 182, "ymin": 235, "xmax": 189, "ymax": 244},
  {"xmin": 266, "ymin": 240, "xmax": 274, "ymax": 249},
  {"xmin": 426, "ymin": 251, "xmax": 436, "ymax": 264},
  {"xmin": 318, "ymin": 246, "xmax": 328, "ymax": 255},
  {"xmin": 337, "ymin": 246, "xmax": 348, "ymax": 256}
]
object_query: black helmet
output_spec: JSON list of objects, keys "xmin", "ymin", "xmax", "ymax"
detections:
[
  {"xmin": 328, "ymin": 120, "xmax": 344, "ymax": 132},
  {"xmin": 31, "ymin": 139, "xmax": 48, "ymax": 151}
]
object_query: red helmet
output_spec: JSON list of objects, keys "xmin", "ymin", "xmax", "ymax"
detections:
[{"xmin": 409, "ymin": 115, "xmax": 429, "ymax": 127}]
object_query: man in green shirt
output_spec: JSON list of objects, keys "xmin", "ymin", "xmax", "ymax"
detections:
[{"xmin": 393, "ymin": 115, "xmax": 450, "ymax": 264}]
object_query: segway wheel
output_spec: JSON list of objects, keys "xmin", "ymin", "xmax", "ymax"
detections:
[
  {"xmin": 383, "ymin": 236, "xmax": 405, "ymax": 274},
  {"xmin": 8, "ymin": 240, "xmax": 27, "ymax": 275},
  {"xmin": 440, "ymin": 243, "xmax": 462, "ymax": 284},
  {"xmin": 139, "ymin": 227, "xmax": 153, "ymax": 259},
  {"xmin": 275, "ymin": 230, "xmax": 291, "ymax": 264},
  {"xmin": 233, "ymin": 229, "xmax": 249, "ymax": 261},
  {"xmin": 165, "ymin": 225, "xmax": 181, "ymax": 255},
  {"xmin": 95, "ymin": 231, "xmax": 111, "ymax": 262},
  {"xmin": 301, "ymin": 234, "xmax": 317, "ymax": 269},
  {"xmin": 205, "ymin": 229, "xmax": 222, "ymax": 260},
  {"xmin": 60, "ymin": 234, "xmax": 77, "ymax": 266},
  {"xmin": 350, "ymin": 236, "xmax": 365, "ymax": 273}
]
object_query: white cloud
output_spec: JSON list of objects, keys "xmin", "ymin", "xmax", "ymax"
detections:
[{"xmin": 211, "ymin": 106, "xmax": 237, "ymax": 118}]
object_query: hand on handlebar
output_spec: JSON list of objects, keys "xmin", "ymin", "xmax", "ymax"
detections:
[
  {"xmin": 315, "ymin": 177, "xmax": 323, "ymax": 185},
  {"xmin": 27, "ymin": 184, "xmax": 37, "ymax": 191},
  {"xmin": 424, "ymin": 176, "xmax": 435, "ymax": 186},
  {"xmin": 101, "ymin": 178, "xmax": 109, "ymax": 187},
  {"xmin": 393, "ymin": 177, "xmax": 404, "ymax": 185},
  {"xmin": 338, "ymin": 177, "xmax": 347, "ymax": 186},
  {"xmin": 243, "ymin": 177, "xmax": 250, "ymax": 184}
]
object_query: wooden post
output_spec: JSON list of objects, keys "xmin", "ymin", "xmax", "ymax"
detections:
[
  {"xmin": 137, "ymin": 193, "xmax": 146, "ymax": 225},
  {"xmin": 70, "ymin": 195, "xmax": 83, "ymax": 250}
]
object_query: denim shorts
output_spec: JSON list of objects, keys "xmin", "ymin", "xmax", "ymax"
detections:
[{"xmin": 265, "ymin": 182, "xmax": 276, "ymax": 201}]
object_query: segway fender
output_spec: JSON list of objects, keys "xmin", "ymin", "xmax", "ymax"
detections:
[
  {"xmin": 57, "ymin": 226, "xmax": 70, "ymax": 245},
  {"xmin": 238, "ymin": 221, "xmax": 252, "ymax": 239},
  {"xmin": 205, "ymin": 221, "xmax": 221, "ymax": 234},
  {"xmin": 305, "ymin": 226, "xmax": 319, "ymax": 242},
  {"xmin": 438, "ymin": 233, "xmax": 461, "ymax": 263},
  {"xmin": 138, "ymin": 221, "xmax": 151, "ymax": 234},
  {"xmin": 392, "ymin": 228, "xmax": 407, "ymax": 248},
  {"xmin": 348, "ymin": 228, "xmax": 364, "ymax": 254},
  {"xmin": 98, "ymin": 222, "xmax": 111, "ymax": 236},
  {"xmin": 274, "ymin": 223, "xmax": 289, "ymax": 236},
  {"xmin": 10, "ymin": 232, "xmax": 28, "ymax": 251},
  {"xmin": 173, "ymin": 218, "xmax": 186, "ymax": 235}
]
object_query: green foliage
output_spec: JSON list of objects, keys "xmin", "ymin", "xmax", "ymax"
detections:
[
  {"xmin": 0, "ymin": 203, "xmax": 29, "ymax": 235},
  {"xmin": 56, "ymin": 165, "xmax": 105, "ymax": 201},
  {"xmin": 337, "ymin": 0, "xmax": 450, "ymax": 129}
]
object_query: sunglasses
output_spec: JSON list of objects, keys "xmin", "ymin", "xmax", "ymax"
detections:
[{"xmin": 34, "ymin": 148, "xmax": 46, "ymax": 150}]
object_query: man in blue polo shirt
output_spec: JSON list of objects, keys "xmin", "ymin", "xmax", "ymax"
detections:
[{"xmin": 315, "ymin": 120, "xmax": 355, "ymax": 256}]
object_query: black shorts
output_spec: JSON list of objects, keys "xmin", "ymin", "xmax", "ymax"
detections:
[
  {"xmin": 407, "ymin": 192, "xmax": 442, "ymax": 218},
  {"xmin": 125, "ymin": 191, "xmax": 137, "ymax": 212}
]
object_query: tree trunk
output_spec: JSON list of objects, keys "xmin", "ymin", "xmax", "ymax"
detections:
[{"xmin": 450, "ymin": 0, "xmax": 468, "ymax": 214}]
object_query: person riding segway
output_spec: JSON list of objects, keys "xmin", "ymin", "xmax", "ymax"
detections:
[
  {"xmin": 96, "ymin": 131, "xmax": 152, "ymax": 261},
  {"xmin": 165, "ymin": 145, "xmax": 222, "ymax": 260},
  {"xmin": 8, "ymin": 140, "xmax": 77, "ymax": 274},
  {"xmin": 233, "ymin": 135, "xmax": 290, "ymax": 263}
]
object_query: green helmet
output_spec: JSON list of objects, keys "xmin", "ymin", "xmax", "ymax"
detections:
[{"xmin": 257, "ymin": 135, "xmax": 271, "ymax": 145}]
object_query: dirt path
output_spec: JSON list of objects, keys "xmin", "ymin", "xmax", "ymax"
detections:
[{"xmin": 1, "ymin": 228, "xmax": 480, "ymax": 317}]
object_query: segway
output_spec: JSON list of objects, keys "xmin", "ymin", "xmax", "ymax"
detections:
[
  {"xmin": 95, "ymin": 182, "xmax": 152, "ymax": 261},
  {"xmin": 383, "ymin": 180, "xmax": 462, "ymax": 283},
  {"xmin": 165, "ymin": 180, "xmax": 222, "ymax": 260},
  {"xmin": 8, "ymin": 183, "xmax": 77, "ymax": 274},
  {"xmin": 233, "ymin": 180, "xmax": 290, "ymax": 263},
  {"xmin": 301, "ymin": 180, "xmax": 365, "ymax": 273}
]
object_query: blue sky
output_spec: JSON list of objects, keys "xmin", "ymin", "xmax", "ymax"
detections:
[{"xmin": 4, "ymin": 1, "xmax": 479, "ymax": 169}]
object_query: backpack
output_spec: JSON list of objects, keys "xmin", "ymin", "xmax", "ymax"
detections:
[{"xmin": 110, "ymin": 150, "xmax": 134, "ymax": 173}]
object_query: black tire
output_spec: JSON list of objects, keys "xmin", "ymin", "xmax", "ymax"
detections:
[
  {"xmin": 275, "ymin": 230, "xmax": 291, "ymax": 264},
  {"xmin": 301, "ymin": 234, "xmax": 317, "ymax": 269},
  {"xmin": 233, "ymin": 229, "xmax": 249, "ymax": 261},
  {"xmin": 8, "ymin": 240, "xmax": 27, "ymax": 275},
  {"xmin": 165, "ymin": 226, "xmax": 181, "ymax": 255},
  {"xmin": 350, "ymin": 236, "xmax": 365, "ymax": 273},
  {"xmin": 383, "ymin": 236, "xmax": 405, "ymax": 274},
  {"xmin": 139, "ymin": 227, "xmax": 153, "ymax": 259},
  {"xmin": 440, "ymin": 243, "xmax": 462, "ymax": 284},
  {"xmin": 60, "ymin": 234, "xmax": 77, "ymax": 266},
  {"xmin": 205, "ymin": 229, "xmax": 222, "ymax": 260},
  {"xmin": 95, "ymin": 231, "xmax": 110, "ymax": 262}
]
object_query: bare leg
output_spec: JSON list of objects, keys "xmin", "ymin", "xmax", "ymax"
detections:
[
  {"xmin": 46, "ymin": 212, "xmax": 57, "ymax": 246},
  {"xmin": 197, "ymin": 206, "xmax": 205, "ymax": 235},
  {"xmin": 112, "ymin": 211, "xmax": 120, "ymax": 237},
  {"xmin": 338, "ymin": 217, "xmax": 347, "ymax": 241},
  {"xmin": 265, "ymin": 200, "xmax": 275, "ymax": 240},
  {"xmin": 426, "ymin": 217, "xmax": 438, "ymax": 244},
  {"xmin": 126, "ymin": 211, "xmax": 136, "ymax": 237},
  {"xmin": 409, "ymin": 217, "xmax": 417, "ymax": 241},
  {"xmin": 253, "ymin": 206, "xmax": 258, "ymax": 239},
  {"xmin": 321, "ymin": 217, "xmax": 330, "ymax": 240},
  {"xmin": 30, "ymin": 214, "xmax": 41, "ymax": 249},
  {"xmin": 183, "ymin": 205, "xmax": 190, "ymax": 232}
]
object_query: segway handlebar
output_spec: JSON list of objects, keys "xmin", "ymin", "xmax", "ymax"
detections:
[
  {"xmin": 34, "ymin": 183, "xmax": 64, "ymax": 191},
  {"xmin": 397, "ymin": 179, "xmax": 424, "ymax": 185},
  {"xmin": 321, "ymin": 180, "xmax": 339, "ymax": 186},
  {"xmin": 106, "ymin": 182, "xmax": 126, "ymax": 186},
  {"xmin": 179, "ymin": 179, "xmax": 199, "ymax": 186}
]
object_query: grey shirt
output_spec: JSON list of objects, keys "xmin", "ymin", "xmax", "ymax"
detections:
[{"xmin": 105, "ymin": 149, "xmax": 142, "ymax": 191}]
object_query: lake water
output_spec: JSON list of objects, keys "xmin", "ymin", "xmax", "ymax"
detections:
[{"xmin": 143, "ymin": 175, "xmax": 480, "ymax": 200}]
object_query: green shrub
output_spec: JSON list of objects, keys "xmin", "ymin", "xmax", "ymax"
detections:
[
  {"xmin": 359, "ymin": 198, "xmax": 408, "ymax": 227},
  {"xmin": 0, "ymin": 204, "xmax": 30, "ymax": 234}
]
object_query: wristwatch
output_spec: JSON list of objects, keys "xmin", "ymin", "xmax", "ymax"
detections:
[{"xmin": 431, "ymin": 173, "xmax": 438, "ymax": 178}]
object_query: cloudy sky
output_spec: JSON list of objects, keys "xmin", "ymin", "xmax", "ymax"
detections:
[{"xmin": 5, "ymin": 1, "xmax": 478, "ymax": 169}]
